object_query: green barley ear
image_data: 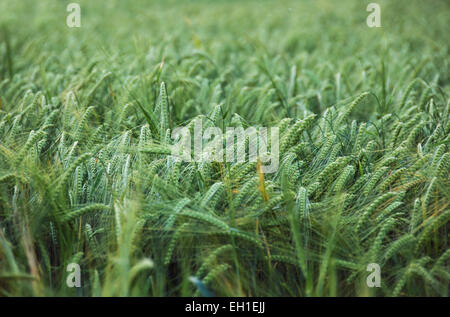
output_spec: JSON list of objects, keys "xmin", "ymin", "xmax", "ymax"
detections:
[
  {"xmin": 196, "ymin": 244, "xmax": 233, "ymax": 278},
  {"xmin": 53, "ymin": 152, "xmax": 92, "ymax": 201},
  {"xmin": 60, "ymin": 204, "xmax": 110, "ymax": 222},
  {"xmin": 388, "ymin": 121, "xmax": 403, "ymax": 150},
  {"xmin": 269, "ymin": 254, "xmax": 301, "ymax": 268},
  {"xmin": 369, "ymin": 218, "xmax": 396, "ymax": 262},
  {"xmin": 415, "ymin": 209, "xmax": 449, "ymax": 254},
  {"xmin": 207, "ymin": 104, "xmax": 222, "ymax": 127},
  {"xmin": 338, "ymin": 92, "xmax": 369, "ymax": 125},
  {"xmin": 421, "ymin": 177, "xmax": 436, "ymax": 219},
  {"xmin": 317, "ymin": 134, "xmax": 336, "ymax": 162},
  {"xmin": 231, "ymin": 113, "xmax": 245, "ymax": 127},
  {"xmin": 201, "ymin": 263, "xmax": 231, "ymax": 288},
  {"xmin": 0, "ymin": 173, "xmax": 16, "ymax": 184},
  {"xmin": 180, "ymin": 210, "xmax": 229, "ymax": 231},
  {"xmin": 384, "ymin": 234, "xmax": 416, "ymax": 261},
  {"xmin": 409, "ymin": 263, "xmax": 440, "ymax": 291},
  {"xmin": 280, "ymin": 114, "xmax": 316, "ymax": 153},
  {"xmin": 363, "ymin": 140, "xmax": 378, "ymax": 160},
  {"xmin": 158, "ymin": 82, "xmax": 169, "ymax": 140},
  {"xmin": 68, "ymin": 252, "xmax": 84, "ymax": 268},
  {"xmin": 33, "ymin": 136, "xmax": 47, "ymax": 159},
  {"xmin": 170, "ymin": 160, "xmax": 181, "ymax": 186},
  {"xmin": 228, "ymin": 229, "xmax": 264, "ymax": 249},
  {"xmin": 375, "ymin": 201, "xmax": 403, "ymax": 223},
  {"xmin": 199, "ymin": 162, "xmax": 212, "ymax": 184},
  {"xmin": 200, "ymin": 181, "xmax": 224, "ymax": 208},
  {"xmin": 392, "ymin": 268, "xmax": 411, "ymax": 296},
  {"xmin": 305, "ymin": 180, "xmax": 319, "ymax": 195},
  {"xmin": 362, "ymin": 166, "xmax": 389, "ymax": 196},
  {"xmin": 328, "ymin": 142, "xmax": 342, "ymax": 163},
  {"xmin": 333, "ymin": 165, "xmax": 355, "ymax": 193},
  {"xmin": 435, "ymin": 152, "xmax": 449, "ymax": 180},
  {"xmin": 317, "ymin": 156, "xmax": 352, "ymax": 186},
  {"xmin": 418, "ymin": 86, "xmax": 433, "ymax": 109},
  {"xmin": 86, "ymin": 126, "xmax": 103, "ymax": 150},
  {"xmin": 430, "ymin": 143, "xmax": 445, "ymax": 164},
  {"xmin": 8, "ymin": 116, "xmax": 21, "ymax": 142},
  {"xmin": 353, "ymin": 123, "xmax": 367, "ymax": 153},
  {"xmin": 399, "ymin": 113, "xmax": 421, "ymax": 140},
  {"xmin": 233, "ymin": 177, "xmax": 258, "ymax": 207},
  {"xmin": 85, "ymin": 71, "xmax": 112, "ymax": 103},
  {"xmin": 228, "ymin": 161, "xmax": 257, "ymax": 183},
  {"xmin": 356, "ymin": 192, "xmax": 396, "ymax": 234},
  {"xmin": 406, "ymin": 121, "xmax": 426, "ymax": 148},
  {"xmin": 164, "ymin": 198, "xmax": 191, "ymax": 229},
  {"xmin": 410, "ymin": 198, "xmax": 422, "ymax": 232},
  {"xmin": 85, "ymin": 223, "xmax": 100, "ymax": 257},
  {"xmin": 43, "ymin": 109, "xmax": 59, "ymax": 127},
  {"xmin": 409, "ymin": 154, "xmax": 431, "ymax": 172},
  {"xmin": 434, "ymin": 249, "xmax": 450, "ymax": 269},
  {"xmin": 74, "ymin": 165, "xmax": 84, "ymax": 203},
  {"xmin": 296, "ymin": 186, "xmax": 311, "ymax": 247},
  {"xmin": 425, "ymin": 123, "xmax": 442, "ymax": 148},
  {"xmin": 119, "ymin": 102, "xmax": 134, "ymax": 124},
  {"xmin": 91, "ymin": 270, "xmax": 102, "ymax": 297},
  {"xmin": 399, "ymin": 79, "xmax": 419, "ymax": 109},
  {"xmin": 138, "ymin": 125, "xmax": 152, "ymax": 149},
  {"xmin": 253, "ymin": 194, "xmax": 283, "ymax": 217},
  {"xmin": 164, "ymin": 223, "xmax": 189, "ymax": 266},
  {"xmin": 151, "ymin": 174, "xmax": 181, "ymax": 199},
  {"xmin": 278, "ymin": 118, "xmax": 292, "ymax": 135},
  {"xmin": 295, "ymin": 186, "xmax": 308, "ymax": 219},
  {"xmin": 15, "ymin": 129, "xmax": 47, "ymax": 165},
  {"xmin": 377, "ymin": 167, "xmax": 406, "ymax": 192},
  {"xmin": 75, "ymin": 106, "xmax": 95, "ymax": 143},
  {"xmin": 445, "ymin": 118, "xmax": 450, "ymax": 136}
]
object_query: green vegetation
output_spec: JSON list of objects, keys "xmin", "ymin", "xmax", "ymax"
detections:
[{"xmin": 0, "ymin": 0, "xmax": 448, "ymax": 296}]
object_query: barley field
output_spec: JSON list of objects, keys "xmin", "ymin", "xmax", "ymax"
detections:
[{"xmin": 0, "ymin": 0, "xmax": 449, "ymax": 297}]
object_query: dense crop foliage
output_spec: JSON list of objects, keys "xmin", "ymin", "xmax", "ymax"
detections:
[{"xmin": 0, "ymin": 0, "xmax": 448, "ymax": 296}]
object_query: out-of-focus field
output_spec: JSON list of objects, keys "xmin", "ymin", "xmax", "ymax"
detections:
[{"xmin": 0, "ymin": 0, "xmax": 448, "ymax": 296}]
